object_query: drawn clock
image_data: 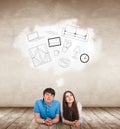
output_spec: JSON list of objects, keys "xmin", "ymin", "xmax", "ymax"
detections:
[{"xmin": 80, "ymin": 53, "xmax": 89, "ymax": 63}]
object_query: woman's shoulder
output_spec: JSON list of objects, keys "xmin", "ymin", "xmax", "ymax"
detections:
[{"xmin": 76, "ymin": 101, "xmax": 82, "ymax": 107}]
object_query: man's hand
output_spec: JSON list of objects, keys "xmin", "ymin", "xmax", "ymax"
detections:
[{"xmin": 45, "ymin": 118, "xmax": 53, "ymax": 126}]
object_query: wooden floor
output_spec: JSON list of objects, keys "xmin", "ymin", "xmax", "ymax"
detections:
[{"xmin": 0, "ymin": 108, "xmax": 120, "ymax": 129}]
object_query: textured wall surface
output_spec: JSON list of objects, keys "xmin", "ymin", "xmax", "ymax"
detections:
[{"xmin": 0, "ymin": 0, "xmax": 120, "ymax": 107}]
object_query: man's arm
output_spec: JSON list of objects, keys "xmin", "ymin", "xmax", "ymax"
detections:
[
  {"xmin": 52, "ymin": 114, "xmax": 60, "ymax": 124},
  {"xmin": 34, "ymin": 113, "xmax": 45, "ymax": 124}
]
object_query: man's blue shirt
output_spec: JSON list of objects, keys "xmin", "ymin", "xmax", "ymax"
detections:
[{"xmin": 34, "ymin": 99, "xmax": 61, "ymax": 119}]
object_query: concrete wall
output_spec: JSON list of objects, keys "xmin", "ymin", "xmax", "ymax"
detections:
[{"xmin": 0, "ymin": 0, "xmax": 120, "ymax": 107}]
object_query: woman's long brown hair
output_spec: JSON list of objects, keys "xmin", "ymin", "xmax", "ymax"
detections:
[{"xmin": 63, "ymin": 91, "xmax": 79, "ymax": 121}]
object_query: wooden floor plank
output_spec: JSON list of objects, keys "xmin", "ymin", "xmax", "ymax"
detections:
[
  {"xmin": 7, "ymin": 108, "xmax": 34, "ymax": 129},
  {"xmin": 100, "ymin": 107, "xmax": 120, "ymax": 128},
  {"xmin": 81, "ymin": 108, "xmax": 93, "ymax": 129},
  {"xmin": 93, "ymin": 108, "xmax": 120, "ymax": 129},
  {"xmin": 0, "ymin": 108, "xmax": 13, "ymax": 118},
  {"xmin": 111, "ymin": 108, "xmax": 120, "ymax": 115},
  {"xmin": 0, "ymin": 108, "xmax": 120, "ymax": 129},
  {"xmin": 85, "ymin": 108, "xmax": 111, "ymax": 129},
  {"xmin": 27, "ymin": 118, "xmax": 39, "ymax": 129},
  {"xmin": 82, "ymin": 108, "xmax": 106, "ymax": 129},
  {"xmin": 0, "ymin": 108, "xmax": 27, "ymax": 129},
  {"xmin": 81, "ymin": 118, "xmax": 92, "ymax": 129},
  {"xmin": 102, "ymin": 108, "xmax": 120, "ymax": 120},
  {"xmin": 88, "ymin": 108, "xmax": 113, "ymax": 129}
]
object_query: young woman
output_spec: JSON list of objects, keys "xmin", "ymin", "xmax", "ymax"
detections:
[{"xmin": 62, "ymin": 91, "xmax": 82, "ymax": 128}]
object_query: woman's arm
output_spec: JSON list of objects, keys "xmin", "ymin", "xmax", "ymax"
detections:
[
  {"xmin": 63, "ymin": 119, "xmax": 74, "ymax": 126},
  {"xmin": 77, "ymin": 101, "xmax": 82, "ymax": 123}
]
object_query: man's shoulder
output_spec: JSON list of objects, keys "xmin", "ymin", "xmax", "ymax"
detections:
[
  {"xmin": 53, "ymin": 100, "xmax": 60, "ymax": 104},
  {"xmin": 35, "ymin": 99, "xmax": 43, "ymax": 104}
]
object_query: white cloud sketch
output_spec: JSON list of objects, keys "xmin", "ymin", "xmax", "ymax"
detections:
[
  {"xmin": 13, "ymin": 19, "xmax": 101, "ymax": 74},
  {"xmin": 27, "ymin": 32, "xmax": 39, "ymax": 41},
  {"xmin": 29, "ymin": 44, "xmax": 51, "ymax": 67},
  {"xmin": 63, "ymin": 25, "xmax": 89, "ymax": 41}
]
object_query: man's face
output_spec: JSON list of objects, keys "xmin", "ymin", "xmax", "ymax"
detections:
[{"xmin": 43, "ymin": 92, "xmax": 54, "ymax": 104}]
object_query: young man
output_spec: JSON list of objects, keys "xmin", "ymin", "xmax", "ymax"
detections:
[{"xmin": 34, "ymin": 88, "xmax": 61, "ymax": 126}]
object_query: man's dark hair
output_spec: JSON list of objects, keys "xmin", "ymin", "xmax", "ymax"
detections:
[{"xmin": 43, "ymin": 88, "xmax": 55, "ymax": 96}]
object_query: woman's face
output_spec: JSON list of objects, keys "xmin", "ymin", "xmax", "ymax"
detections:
[{"xmin": 65, "ymin": 92, "xmax": 74, "ymax": 104}]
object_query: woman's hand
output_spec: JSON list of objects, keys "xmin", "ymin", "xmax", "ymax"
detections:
[{"xmin": 73, "ymin": 120, "xmax": 80, "ymax": 127}]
